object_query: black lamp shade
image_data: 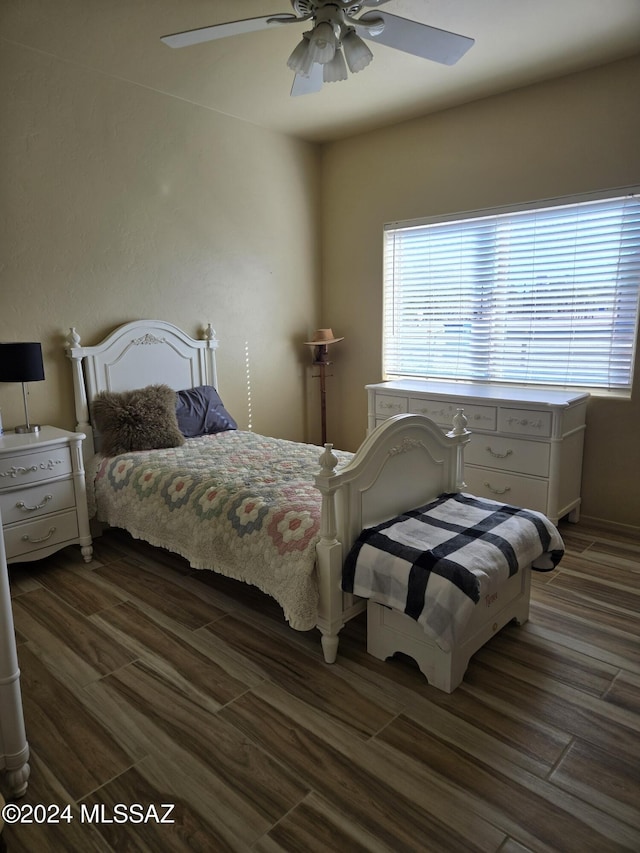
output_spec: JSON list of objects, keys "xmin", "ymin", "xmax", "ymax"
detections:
[{"xmin": 0, "ymin": 342, "xmax": 45, "ymax": 383}]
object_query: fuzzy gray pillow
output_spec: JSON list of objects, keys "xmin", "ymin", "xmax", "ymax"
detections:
[{"xmin": 92, "ymin": 384, "xmax": 185, "ymax": 456}]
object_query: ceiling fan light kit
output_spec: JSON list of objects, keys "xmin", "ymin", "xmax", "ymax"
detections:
[
  {"xmin": 342, "ymin": 28, "xmax": 373, "ymax": 73},
  {"xmin": 287, "ymin": 32, "xmax": 314, "ymax": 75},
  {"xmin": 308, "ymin": 20, "xmax": 338, "ymax": 63},
  {"xmin": 323, "ymin": 46, "xmax": 348, "ymax": 82},
  {"xmin": 161, "ymin": 1, "xmax": 475, "ymax": 95}
]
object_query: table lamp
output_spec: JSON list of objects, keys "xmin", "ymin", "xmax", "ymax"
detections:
[{"xmin": 0, "ymin": 342, "xmax": 45, "ymax": 433}]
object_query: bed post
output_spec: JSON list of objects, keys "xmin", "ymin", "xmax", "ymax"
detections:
[
  {"xmin": 65, "ymin": 328, "xmax": 95, "ymax": 458},
  {"xmin": 447, "ymin": 408, "xmax": 471, "ymax": 491},
  {"xmin": 0, "ymin": 509, "xmax": 30, "ymax": 796},
  {"xmin": 202, "ymin": 324, "xmax": 219, "ymax": 389},
  {"xmin": 314, "ymin": 443, "xmax": 344, "ymax": 664}
]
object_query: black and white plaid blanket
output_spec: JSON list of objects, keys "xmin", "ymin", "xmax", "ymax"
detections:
[{"xmin": 342, "ymin": 493, "xmax": 564, "ymax": 652}]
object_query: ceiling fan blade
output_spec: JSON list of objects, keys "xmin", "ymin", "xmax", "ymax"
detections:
[
  {"xmin": 356, "ymin": 11, "xmax": 474, "ymax": 66},
  {"xmin": 361, "ymin": 0, "xmax": 393, "ymax": 6},
  {"xmin": 291, "ymin": 63, "xmax": 324, "ymax": 97},
  {"xmin": 161, "ymin": 13, "xmax": 298, "ymax": 48}
]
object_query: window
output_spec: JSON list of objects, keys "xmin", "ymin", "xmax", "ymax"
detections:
[{"xmin": 383, "ymin": 191, "xmax": 640, "ymax": 393}]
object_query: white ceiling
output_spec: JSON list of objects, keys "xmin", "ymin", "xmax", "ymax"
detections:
[{"xmin": 4, "ymin": 0, "xmax": 640, "ymax": 142}]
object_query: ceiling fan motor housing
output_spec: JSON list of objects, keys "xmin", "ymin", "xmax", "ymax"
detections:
[
  {"xmin": 291, "ymin": 1, "xmax": 375, "ymax": 20},
  {"xmin": 291, "ymin": 0, "xmax": 385, "ymax": 45}
]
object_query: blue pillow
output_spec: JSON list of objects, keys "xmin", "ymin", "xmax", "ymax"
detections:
[{"xmin": 175, "ymin": 386, "xmax": 237, "ymax": 437}]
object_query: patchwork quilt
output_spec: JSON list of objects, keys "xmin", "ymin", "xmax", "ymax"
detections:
[
  {"xmin": 88, "ymin": 431, "xmax": 352, "ymax": 630},
  {"xmin": 342, "ymin": 492, "xmax": 564, "ymax": 651}
]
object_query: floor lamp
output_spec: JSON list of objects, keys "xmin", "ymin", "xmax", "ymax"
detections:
[{"xmin": 305, "ymin": 329, "xmax": 343, "ymax": 445}]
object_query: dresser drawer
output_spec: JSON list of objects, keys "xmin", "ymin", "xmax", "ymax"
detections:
[
  {"xmin": 498, "ymin": 408, "xmax": 552, "ymax": 438},
  {"xmin": 466, "ymin": 435, "xmax": 550, "ymax": 477},
  {"xmin": 464, "ymin": 467, "xmax": 549, "ymax": 513},
  {"xmin": 0, "ymin": 478, "xmax": 76, "ymax": 525},
  {"xmin": 4, "ymin": 510, "xmax": 80, "ymax": 561},
  {"xmin": 409, "ymin": 397, "xmax": 497, "ymax": 431},
  {"xmin": 0, "ymin": 446, "xmax": 73, "ymax": 488},
  {"xmin": 375, "ymin": 394, "xmax": 408, "ymax": 418}
]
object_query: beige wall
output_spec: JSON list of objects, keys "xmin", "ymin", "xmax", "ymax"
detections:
[
  {"xmin": 321, "ymin": 55, "xmax": 640, "ymax": 529},
  {"xmin": 1, "ymin": 40, "xmax": 322, "ymax": 443},
  {"xmin": 2, "ymin": 31, "xmax": 639, "ymax": 528}
]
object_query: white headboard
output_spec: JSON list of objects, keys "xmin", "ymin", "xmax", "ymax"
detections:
[{"xmin": 66, "ymin": 319, "xmax": 219, "ymax": 458}]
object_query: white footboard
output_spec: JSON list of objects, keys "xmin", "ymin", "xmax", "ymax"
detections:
[{"xmin": 314, "ymin": 412, "xmax": 470, "ymax": 661}]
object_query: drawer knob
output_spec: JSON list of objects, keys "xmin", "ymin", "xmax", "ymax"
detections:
[
  {"xmin": 22, "ymin": 526, "xmax": 56, "ymax": 544},
  {"xmin": 484, "ymin": 482, "xmax": 511, "ymax": 496},
  {"xmin": 16, "ymin": 494, "xmax": 53, "ymax": 512},
  {"xmin": 486, "ymin": 447, "xmax": 513, "ymax": 459}
]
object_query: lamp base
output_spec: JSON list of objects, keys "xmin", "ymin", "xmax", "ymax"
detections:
[{"xmin": 15, "ymin": 424, "xmax": 41, "ymax": 434}]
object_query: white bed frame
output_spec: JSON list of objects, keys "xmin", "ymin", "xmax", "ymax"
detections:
[{"xmin": 66, "ymin": 320, "xmax": 532, "ymax": 691}]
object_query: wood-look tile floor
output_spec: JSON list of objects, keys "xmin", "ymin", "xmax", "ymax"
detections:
[{"xmin": 2, "ymin": 521, "xmax": 639, "ymax": 852}]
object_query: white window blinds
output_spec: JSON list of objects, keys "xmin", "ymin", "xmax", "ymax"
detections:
[{"xmin": 383, "ymin": 192, "xmax": 640, "ymax": 392}]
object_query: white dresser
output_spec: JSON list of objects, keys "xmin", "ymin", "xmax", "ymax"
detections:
[
  {"xmin": 0, "ymin": 427, "xmax": 92, "ymax": 564},
  {"xmin": 367, "ymin": 380, "xmax": 588, "ymax": 523}
]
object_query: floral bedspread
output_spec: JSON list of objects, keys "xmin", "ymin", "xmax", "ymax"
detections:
[{"xmin": 87, "ymin": 431, "xmax": 352, "ymax": 630}]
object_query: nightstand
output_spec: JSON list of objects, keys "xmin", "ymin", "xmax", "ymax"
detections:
[{"xmin": 0, "ymin": 427, "xmax": 92, "ymax": 564}]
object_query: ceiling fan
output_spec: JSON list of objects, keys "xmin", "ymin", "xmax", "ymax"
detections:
[{"xmin": 161, "ymin": 0, "xmax": 474, "ymax": 96}]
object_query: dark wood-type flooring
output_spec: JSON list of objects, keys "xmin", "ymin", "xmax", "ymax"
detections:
[{"xmin": 2, "ymin": 520, "xmax": 639, "ymax": 852}]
